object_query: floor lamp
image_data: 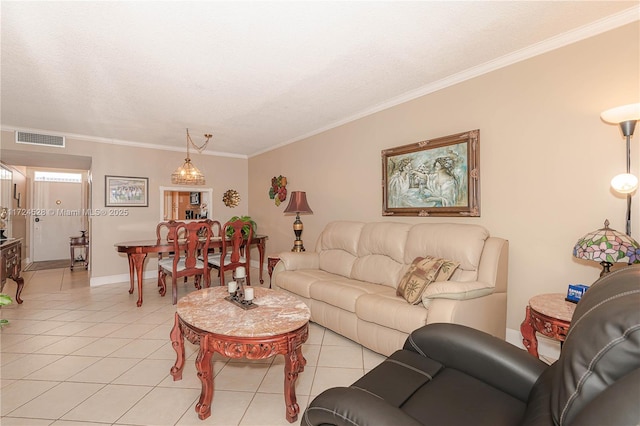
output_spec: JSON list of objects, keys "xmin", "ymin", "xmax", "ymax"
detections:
[{"xmin": 601, "ymin": 103, "xmax": 640, "ymax": 236}]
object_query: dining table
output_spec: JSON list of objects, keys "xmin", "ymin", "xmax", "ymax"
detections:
[{"xmin": 115, "ymin": 234, "xmax": 268, "ymax": 306}]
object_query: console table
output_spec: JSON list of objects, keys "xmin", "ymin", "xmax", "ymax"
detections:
[{"xmin": 1, "ymin": 238, "xmax": 25, "ymax": 304}]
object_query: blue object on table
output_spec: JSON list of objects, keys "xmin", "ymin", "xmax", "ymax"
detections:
[{"xmin": 566, "ymin": 284, "xmax": 590, "ymax": 303}]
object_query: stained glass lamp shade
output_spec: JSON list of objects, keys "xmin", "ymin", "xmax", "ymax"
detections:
[{"xmin": 573, "ymin": 220, "xmax": 640, "ymax": 276}]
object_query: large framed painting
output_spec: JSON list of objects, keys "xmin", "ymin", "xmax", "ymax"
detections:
[
  {"xmin": 382, "ymin": 129, "xmax": 480, "ymax": 217},
  {"xmin": 105, "ymin": 175, "xmax": 149, "ymax": 207}
]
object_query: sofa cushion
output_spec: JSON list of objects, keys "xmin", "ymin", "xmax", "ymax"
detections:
[
  {"xmin": 317, "ymin": 221, "xmax": 364, "ymax": 277},
  {"xmin": 351, "ymin": 222, "xmax": 410, "ymax": 287},
  {"xmin": 276, "ymin": 269, "xmax": 337, "ymax": 299},
  {"xmin": 397, "ymin": 257, "xmax": 444, "ymax": 304},
  {"xmin": 356, "ymin": 288, "xmax": 430, "ymax": 334},
  {"xmin": 310, "ymin": 278, "xmax": 388, "ymax": 313},
  {"xmin": 404, "ymin": 224, "xmax": 489, "ymax": 279}
]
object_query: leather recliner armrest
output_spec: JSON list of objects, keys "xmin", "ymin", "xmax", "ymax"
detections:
[
  {"xmin": 303, "ymin": 387, "xmax": 423, "ymax": 426},
  {"xmin": 405, "ymin": 323, "xmax": 547, "ymax": 401}
]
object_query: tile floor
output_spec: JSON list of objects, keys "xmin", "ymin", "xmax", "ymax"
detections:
[{"xmin": 1, "ymin": 266, "xmax": 386, "ymax": 425}]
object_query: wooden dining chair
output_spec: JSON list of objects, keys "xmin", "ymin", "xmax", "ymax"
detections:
[
  {"xmin": 208, "ymin": 219, "xmax": 253, "ymax": 287},
  {"xmin": 156, "ymin": 220, "xmax": 181, "ymax": 288},
  {"xmin": 158, "ymin": 220, "xmax": 212, "ymax": 304}
]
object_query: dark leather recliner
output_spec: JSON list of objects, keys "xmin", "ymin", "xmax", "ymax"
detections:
[{"xmin": 303, "ymin": 265, "xmax": 640, "ymax": 426}]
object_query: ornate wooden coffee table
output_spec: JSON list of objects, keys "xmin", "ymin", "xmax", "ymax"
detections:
[{"xmin": 170, "ymin": 286, "xmax": 311, "ymax": 422}]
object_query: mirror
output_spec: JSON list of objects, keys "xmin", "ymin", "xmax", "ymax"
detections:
[{"xmin": 159, "ymin": 186, "xmax": 213, "ymax": 221}]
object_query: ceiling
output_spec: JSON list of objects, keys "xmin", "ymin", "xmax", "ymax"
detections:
[{"xmin": 2, "ymin": 1, "xmax": 638, "ymax": 160}]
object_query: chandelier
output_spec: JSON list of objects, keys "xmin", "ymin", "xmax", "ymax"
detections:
[{"xmin": 171, "ymin": 129, "xmax": 212, "ymax": 185}]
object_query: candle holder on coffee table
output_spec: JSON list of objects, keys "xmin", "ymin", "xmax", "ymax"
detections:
[{"xmin": 224, "ymin": 268, "xmax": 258, "ymax": 310}]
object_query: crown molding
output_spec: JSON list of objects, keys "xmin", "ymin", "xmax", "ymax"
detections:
[
  {"xmin": 0, "ymin": 125, "xmax": 247, "ymax": 159},
  {"xmin": 251, "ymin": 5, "xmax": 640, "ymax": 157}
]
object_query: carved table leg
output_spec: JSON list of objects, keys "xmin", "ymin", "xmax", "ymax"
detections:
[
  {"xmin": 127, "ymin": 254, "xmax": 135, "ymax": 294},
  {"xmin": 13, "ymin": 275, "xmax": 24, "ymax": 304},
  {"xmin": 129, "ymin": 252, "xmax": 147, "ymax": 307},
  {"xmin": 195, "ymin": 334, "xmax": 214, "ymax": 420},
  {"xmin": 258, "ymin": 239, "xmax": 265, "ymax": 284},
  {"xmin": 283, "ymin": 333, "xmax": 307, "ymax": 422},
  {"xmin": 520, "ymin": 305, "xmax": 539, "ymax": 358},
  {"xmin": 170, "ymin": 313, "xmax": 185, "ymax": 381}
]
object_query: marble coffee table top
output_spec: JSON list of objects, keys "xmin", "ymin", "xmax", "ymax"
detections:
[
  {"xmin": 177, "ymin": 286, "xmax": 310, "ymax": 337},
  {"xmin": 529, "ymin": 293, "xmax": 576, "ymax": 322}
]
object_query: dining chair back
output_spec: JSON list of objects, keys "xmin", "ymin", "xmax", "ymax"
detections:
[
  {"xmin": 209, "ymin": 219, "xmax": 254, "ymax": 287},
  {"xmin": 159, "ymin": 220, "xmax": 213, "ymax": 304}
]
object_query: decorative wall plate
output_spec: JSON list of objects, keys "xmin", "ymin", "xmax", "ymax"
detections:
[{"xmin": 222, "ymin": 189, "xmax": 240, "ymax": 207}]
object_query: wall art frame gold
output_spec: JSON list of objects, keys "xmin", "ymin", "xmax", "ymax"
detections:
[{"xmin": 382, "ymin": 129, "xmax": 480, "ymax": 217}]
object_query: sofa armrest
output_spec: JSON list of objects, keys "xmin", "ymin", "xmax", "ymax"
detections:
[
  {"xmin": 303, "ymin": 387, "xmax": 422, "ymax": 426},
  {"xmin": 421, "ymin": 280, "xmax": 493, "ymax": 301},
  {"xmin": 276, "ymin": 251, "xmax": 319, "ymax": 271},
  {"xmin": 404, "ymin": 323, "xmax": 547, "ymax": 401}
]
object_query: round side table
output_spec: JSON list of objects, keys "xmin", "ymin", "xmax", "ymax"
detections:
[{"xmin": 520, "ymin": 293, "xmax": 576, "ymax": 358}]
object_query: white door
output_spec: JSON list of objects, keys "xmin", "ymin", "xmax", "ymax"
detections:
[{"xmin": 32, "ymin": 180, "xmax": 84, "ymax": 261}]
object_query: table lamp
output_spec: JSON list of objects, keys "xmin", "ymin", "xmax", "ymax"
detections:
[
  {"xmin": 283, "ymin": 191, "xmax": 313, "ymax": 252},
  {"xmin": 573, "ymin": 219, "xmax": 640, "ymax": 277}
]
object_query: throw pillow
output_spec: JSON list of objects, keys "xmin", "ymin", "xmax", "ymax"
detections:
[
  {"xmin": 397, "ymin": 256, "xmax": 444, "ymax": 304},
  {"xmin": 435, "ymin": 258, "xmax": 460, "ymax": 281}
]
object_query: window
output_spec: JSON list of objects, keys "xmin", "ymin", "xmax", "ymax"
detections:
[{"xmin": 34, "ymin": 171, "xmax": 82, "ymax": 183}]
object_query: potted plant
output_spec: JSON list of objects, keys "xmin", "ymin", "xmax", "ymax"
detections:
[
  {"xmin": 226, "ymin": 216, "xmax": 257, "ymax": 238},
  {"xmin": 0, "ymin": 293, "xmax": 13, "ymax": 327}
]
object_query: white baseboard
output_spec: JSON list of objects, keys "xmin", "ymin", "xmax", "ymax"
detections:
[
  {"xmin": 505, "ymin": 327, "xmax": 560, "ymax": 361},
  {"xmin": 89, "ymin": 259, "xmax": 266, "ymax": 287},
  {"xmin": 90, "ymin": 270, "xmax": 156, "ymax": 287}
]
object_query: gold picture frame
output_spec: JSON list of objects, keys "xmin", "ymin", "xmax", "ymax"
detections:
[{"xmin": 382, "ymin": 129, "xmax": 480, "ymax": 217}]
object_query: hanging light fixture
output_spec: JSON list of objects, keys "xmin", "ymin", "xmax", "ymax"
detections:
[{"xmin": 171, "ymin": 129, "xmax": 212, "ymax": 185}]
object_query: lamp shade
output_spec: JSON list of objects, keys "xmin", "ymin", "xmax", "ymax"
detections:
[
  {"xmin": 171, "ymin": 158, "xmax": 206, "ymax": 185},
  {"xmin": 284, "ymin": 191, "xmax": 313, "ymax": 214},
  {"xmin": 600, "ymin": 103, "xmax": 640, "ymax": 124},
  {"xmin": 573, "ymin": 220, "xmax": 640, "ymax": 265},
  {"xmin": 611, "ymin": 173, "xmax": 639, "ymax": 194}
]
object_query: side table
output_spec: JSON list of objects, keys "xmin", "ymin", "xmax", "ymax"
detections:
[
  {"xmin": 520, "ymin": 293, "xmax": 576, "ymax": 358},
  {"xmin": 267, "ymin": 255, "xmax": 280, "ymax": 288}
]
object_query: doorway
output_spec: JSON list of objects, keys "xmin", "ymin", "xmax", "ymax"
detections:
[{"xmin": 30, "ymin": 169, "xmax": 90, "ymax": 262}]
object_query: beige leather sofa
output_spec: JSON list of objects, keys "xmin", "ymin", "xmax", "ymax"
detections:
[{"xmin": 272, "ymin": 221, "xmax": 508, "ymax": 356}]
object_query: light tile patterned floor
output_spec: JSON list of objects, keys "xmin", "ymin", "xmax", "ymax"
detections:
[{"xmin": 1, "ymin": 266, "xmax": 386, "ymax": 425}]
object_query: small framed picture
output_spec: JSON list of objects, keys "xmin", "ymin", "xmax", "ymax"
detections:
[
  {"xmin": 105, "ymin": 176, "xmax": 149, "ymax": 207},
  {"xmin": 190, "ymin": 192, "xmax": 200, "ymax": 205}
]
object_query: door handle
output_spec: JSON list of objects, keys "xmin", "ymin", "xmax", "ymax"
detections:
[{"xmin": 35, "ymin": 217, "xmax": 40, "ymax": 222}]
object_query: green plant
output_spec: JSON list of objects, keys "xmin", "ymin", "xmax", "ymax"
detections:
[
  {"xmin": 226, "ymin": 216, "xmax": 257, "ymax": 238},
  {"xmin": 0, "ymin": 293, "xmax": 13, "ymax": 326}
]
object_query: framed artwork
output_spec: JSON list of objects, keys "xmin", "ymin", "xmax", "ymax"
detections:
[
  {"xmin": 105, "ymin": 176, "xmax": 148, "ymax": 207},
  {"xmin": 190, "ymin": 192, "xmax": 200, "ymax": 205},
  {"xmin": 382, "ymin": 129, "xmax": 480, "ymax": 217}
]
